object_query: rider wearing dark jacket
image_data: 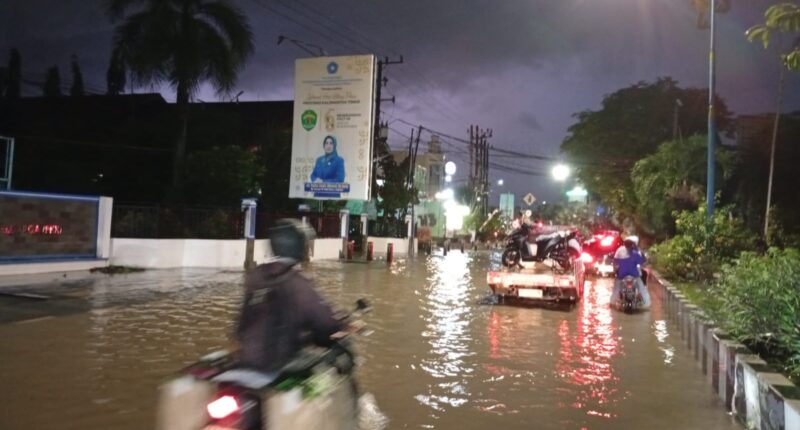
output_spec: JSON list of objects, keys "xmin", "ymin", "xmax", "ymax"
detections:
[{"xmin": 236, "ymin": 220, "xmax": 344, "ymax": 372}]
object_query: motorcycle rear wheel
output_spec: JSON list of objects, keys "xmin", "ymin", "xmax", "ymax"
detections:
[{"xmin": 501, "ymin": 249, "xmax": 521, "ymax": 267}]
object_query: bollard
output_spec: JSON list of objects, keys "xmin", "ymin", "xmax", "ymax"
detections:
[
  {"xmin": 347, "ymin": 241, "xmax": 355, "ymax": 260},
  {"xmin": 367, "ymin": 241, "xmax": 374, "ymax": 261},
  {"xmin": 460, "ymin": 243, "xmax": 465, "ymax": 253},
  {"xmin": 387, "ymin": 243, "xmax": 394, "ymax": 264},
  {"xmin": 443, "ymin": 243, "xmax": 448, "ymax": 256}
]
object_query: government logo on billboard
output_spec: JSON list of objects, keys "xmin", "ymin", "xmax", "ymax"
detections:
[{"xmin": 289, "ymin": 55, "xmax": 376, "ymax": 201}]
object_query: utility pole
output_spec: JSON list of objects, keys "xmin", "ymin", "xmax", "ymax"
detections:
[{"xmin": 374, "ymin": 56, "xmax": 403, "ymax": 143}]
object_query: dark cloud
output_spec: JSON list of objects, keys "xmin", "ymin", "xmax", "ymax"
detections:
[{"xmin": 2, "ymin": 0, "xmax": 799, "ymax": 203}]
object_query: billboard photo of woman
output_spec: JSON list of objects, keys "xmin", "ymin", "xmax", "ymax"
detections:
[{"xmin": 310, "ymin": 135, "xmax": 345, "ymax": 183}]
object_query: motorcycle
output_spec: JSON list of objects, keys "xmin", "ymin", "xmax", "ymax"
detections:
[
  {"xmin": 501, "ymin": 223, "xmax": 582, "ymax": 271},
  {"xmin": 619, "ymin": 275, "xmax": 642, "ymax": 313},
  {"xmin": 155, "ymin": 299, "xmax": 371, "ymax": 430}
]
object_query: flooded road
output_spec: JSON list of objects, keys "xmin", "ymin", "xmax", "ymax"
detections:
[{"xmin": 0, "ymin": 252, "xmax": 741, "ymax": 429}]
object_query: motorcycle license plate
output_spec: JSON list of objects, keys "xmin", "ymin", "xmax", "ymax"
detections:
[
  {"xmin": 518, "ymin": 288, "xmax": 543, "ymax": 299},
  {"xmin": 526, "ymin": 243, "xmax": 538, "ymax": 256}
]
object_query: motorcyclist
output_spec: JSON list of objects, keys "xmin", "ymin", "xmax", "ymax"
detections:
[
  {"xmin": 236, "ymin": 219, "xmax": 345, "ymax": 372},
  {"xmin": 611, "ymin": 235, "xmax": 651, "ymax": 309}
]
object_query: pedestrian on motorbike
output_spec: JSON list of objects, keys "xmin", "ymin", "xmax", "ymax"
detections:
[
  {"xmin": 236, "ymin": 219, "xmax": 345, "ymax": 372},
  {"xmin": 611, "ymin": 235, "xmax": 651, "ymax": 309}
]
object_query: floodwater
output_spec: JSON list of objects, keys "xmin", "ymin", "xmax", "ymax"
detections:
[{"xmin": 0, "ymin": 252, "xmax": 741, "ymax": 430}]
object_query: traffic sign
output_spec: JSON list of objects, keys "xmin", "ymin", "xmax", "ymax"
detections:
[{"xmin": 523, "ymin": 193, "xmax": 536, "ymax": 206}]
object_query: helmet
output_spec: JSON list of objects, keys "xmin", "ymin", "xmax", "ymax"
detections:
[
  {"xmin": 624, "ymin": 235, "xmax": 639, "ymax": 246},
  {"xmin": 268, "ymin": 219, "xmax": 315, "ymax": 263}
]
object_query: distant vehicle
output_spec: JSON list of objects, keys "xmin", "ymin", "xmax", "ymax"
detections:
[
  {"xmin": 580, "ymin": 230, "xmax": 623, "ymax": 277},
  {"xmin": 619, "ymin": 275, "xmax": 643, "ymax": 313}
]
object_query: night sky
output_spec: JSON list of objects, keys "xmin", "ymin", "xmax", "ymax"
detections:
[{"xmin": 2, "ymin": 0, "xmax": 798, "ymax": 203}]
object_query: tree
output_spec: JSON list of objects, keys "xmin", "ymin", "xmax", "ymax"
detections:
[
  {"xmin": 631, "ymin": 135, "xmax": 736, "ymax": 238},
  {"xmin": 43, "ymin": 66, "xmax": 62, "ymax": 97},
  {"xmin": 183, "ymin": 145, "xmax": 263, "ymax": 206},
  {"xmin": 70, "ymin": 54, "xmax": 85, "ymax": 96},
  {"xmin": 106, "ymin": 0, "xmax": 254, "ymax": 195},
  {"xmin": 560, "ymin": 78, "xmax": 733, "ymax": 221},
  {"xmin": 746, "ymin": 2, "xmax": 800, "ymax": 240},
  {"xmin": 106, "ymin": 49, "xmax": 127, "ymax": 95},
  {"xmin": 6, "ymin": 48, "xmax": 21, "ymax": 99},
  {"xmin": 691, "ymin": 0, "xmax": 731, "ymax": 29}
]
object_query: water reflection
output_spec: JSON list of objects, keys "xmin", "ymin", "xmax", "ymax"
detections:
[
  {"xmin": 417, "ymin": 252, "xmax": 475, "ymax": 411},
  {"xmin": 555, "ymin": 281, "xmax": 621, "ymax": 420}
]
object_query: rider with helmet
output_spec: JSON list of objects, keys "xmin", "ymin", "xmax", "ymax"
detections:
[
  {"xmin": 236, "ymin": 219, "xmax": 344, "ymax": 372},
  {"xmin": 611, "ymin": 235, "xmax": 651, "ymax": 309}
]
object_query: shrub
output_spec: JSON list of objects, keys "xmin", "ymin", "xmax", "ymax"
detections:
[
  {"xmin": 707, "ymin": 248, "xmax": 800, "ymax": 380},
  {"xmin": 650, "ymin": 204, "xmax": 755, "ymax": 281}
]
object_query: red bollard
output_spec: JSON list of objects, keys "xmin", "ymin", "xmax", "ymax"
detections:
[
  {"xmin": 367, "ymin": 241, "xmax": 374, "ymax": 261},
  {"xmin": 347, "ymin": 241, "xmax": 355, "ymax": 260},
  {"xmin": 387, "ymin": 243, "xmax": 394, "ymax": 264}
]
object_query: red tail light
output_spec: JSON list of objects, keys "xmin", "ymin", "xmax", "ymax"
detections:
[
  {"xmin": 600, "ymin": 236, "xmax": 615, "ymax": 248},
  {"xmin": 580, "ymin": 252, "xmax": 594, "ymax": 263},
  {"xmin": 208, "ymin": 395, "xmax": 239, "ymax": 419}
]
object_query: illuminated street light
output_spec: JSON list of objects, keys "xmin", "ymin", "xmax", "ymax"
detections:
[
  {"xmin": 445, "ymin": 175, "xmax": 452, "ymax": 183},
  {"xmin": 497, "ymin": 179, "xmax": 504, "ymax": 186},
  {"xmin": 444, "ymin": 161, "xmax": 457, "ymax": 176},
  {"xmin": 551, "ymin": 164, "xmax": 570, "ymax": 182}
]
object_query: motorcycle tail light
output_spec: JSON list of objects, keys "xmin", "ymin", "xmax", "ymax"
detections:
[
  {"xmin": 600, "ymin": 236, "xmax": 615, "ymax": 248},
  {"xmin": 580, "ymin": 252, "xmax": 594, "ymax": 263},
  {"xmin": 208, "ymin": 395, "xmax": 239, "ymax": 419}
]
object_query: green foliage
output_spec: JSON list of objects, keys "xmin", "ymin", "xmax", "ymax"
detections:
[
  {"xmin": 632, "ymin": 135, "xmax": 737, "ymax": 237},
  {"xmin": 650, "ymin": 204, "xmax": 755, "ymax": 281},
  {"xmin": 707, "ymin": 248, "xmax": 800, "ymax": 380},
  {"xmin": 183, "ymin": 146, "xmax": 264, "ymax": 206},
  {"xmin": 375, "ymin": 152, "xmax": 416, "ymax": 219},
  {"xmin": 747, "ymin": 3, "xmax": 800, "ymax": 71},
  {"xmin": 560, "ymin": 78, "xmax": 733, "ymax": 220}
]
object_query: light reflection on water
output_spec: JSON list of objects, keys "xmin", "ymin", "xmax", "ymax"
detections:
[{"xmin": 0, "ymin": 255, "xmax": 743, "ymax": 430}]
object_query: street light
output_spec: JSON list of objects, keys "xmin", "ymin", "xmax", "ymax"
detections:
[
  {"xmin": 444, "ymin": 161, "xmax": 457, "ymax": 176},
  {"xmin": 497, "ymin": 179, "xmax": 504, "ymax": 186},
  {"xmin": 551, "ymin": 164, "xmax": 570, "ymax": 182},
  {"xmin": 706, "ymin": 0, "xmax": 717, "ymax": 219}
]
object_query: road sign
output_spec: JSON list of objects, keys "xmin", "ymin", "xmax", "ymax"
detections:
[{"xmin": 523, "ymin": 193, "xmax": 536, "ymax": 206}]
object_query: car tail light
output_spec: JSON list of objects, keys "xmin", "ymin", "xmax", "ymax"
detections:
[
  {"xmin": 580, "ymin": 252, "xmax": 594, "ymax": 263},
  {"xmin": 208, "ymin": 395, "xmax": 239, "ymax": 419},
  {"xmin": 600, "ymin": 236, "xmax": 615, "ymax": 248}
]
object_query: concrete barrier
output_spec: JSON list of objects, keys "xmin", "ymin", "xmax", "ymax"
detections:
[{"xmin": 651, "ymin": 271, "xmax": 800, "ymax": 429}]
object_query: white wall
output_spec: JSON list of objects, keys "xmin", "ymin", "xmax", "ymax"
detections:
[
  {"xmin": 367, "ymin": 237, "xmax": 417, "ymax": 255},
  {"xmin": 310, "ymin": 238, "xmax": 343, "ymax": 261},
  {"xmin": 111, "ymin": 238, "xmax": 272, "ymax": 268}
]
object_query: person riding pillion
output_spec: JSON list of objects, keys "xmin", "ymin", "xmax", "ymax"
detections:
[
  {"xmin": 236, "ymin": 219, "xmax": 345, "ymax": 372},
  {"xmin": 611, "ymin": 235, "xmax": 651, "ymax": 308}
]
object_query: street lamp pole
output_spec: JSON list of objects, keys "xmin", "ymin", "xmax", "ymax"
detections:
[{"xmin": 706, "ymin": 0, "xmax": 717, "ymax": 219}]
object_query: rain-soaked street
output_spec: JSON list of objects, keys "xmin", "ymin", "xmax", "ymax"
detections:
[{"xmin": 0, "ymin": 252, "xmax": 741, "ymax": 430}]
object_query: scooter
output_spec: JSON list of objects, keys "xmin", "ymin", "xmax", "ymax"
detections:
[
  {"xmin": 501, "ymin": 224, "xmax": 582, "ymax": 271},
  {"xmin": 155, "ymin": 300, "xmax": 370, "ymax": 430},
  {"xmin": 619, "ymin": 275, "xmax": 642, "ymax": 313}
]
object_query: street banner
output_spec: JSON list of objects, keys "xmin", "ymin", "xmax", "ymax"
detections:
[
  {"xmin": 499, "ymin": 192, "xmax": 515, "ymax": 218},
  {"xmin": 289, "ymin": 55, "xmax": 376, "ymax": 200}
]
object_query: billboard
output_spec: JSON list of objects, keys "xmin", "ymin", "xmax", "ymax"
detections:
[
  {"xmin": 499, "ymin": 193, "xmax": 515, "ymax": 218},
  {"xmin": 289, "ymin": 55, "xmax": 376, "ymax": 200}
]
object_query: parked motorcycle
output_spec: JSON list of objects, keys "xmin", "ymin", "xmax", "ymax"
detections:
[
  {"xmin": 155, "ymin": 300, "xmax": 371, "ymax": 430},
  {"xmin": 501, "ymin": 223, "xmax": 582, "ymax": 271}
]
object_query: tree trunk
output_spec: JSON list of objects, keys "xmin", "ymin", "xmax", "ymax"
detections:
[
  {"xmin": 764, "ymin": 66, "xmax": 784, "ymax": 242},
  {"xmin": 170, "ymin": 82, "xmax": 190, "ymax": 201}
]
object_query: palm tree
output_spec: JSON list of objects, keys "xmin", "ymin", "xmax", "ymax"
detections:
[{"xmin": 106, "ymin": 0, "xmax": 254, "ymax": 194}]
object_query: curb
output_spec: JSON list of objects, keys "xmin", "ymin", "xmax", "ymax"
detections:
[{"xmin": 650, "ymin": 270, "xmax": 800, "ymax": 430}]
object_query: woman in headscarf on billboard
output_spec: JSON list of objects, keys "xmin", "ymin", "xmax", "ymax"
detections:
[{"xmin": 310, "ymin": 135, "xmax": 345, "ymax": 183}]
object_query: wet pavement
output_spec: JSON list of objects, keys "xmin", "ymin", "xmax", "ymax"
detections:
[{"xmin": 0, "ymin": 252, "xmax": 741, "ymax": 429}]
